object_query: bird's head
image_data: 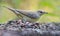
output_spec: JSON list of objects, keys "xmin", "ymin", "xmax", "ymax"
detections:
[{"xmin": 37, "ymin": 10, "xmax": 48, "ymax": 15}]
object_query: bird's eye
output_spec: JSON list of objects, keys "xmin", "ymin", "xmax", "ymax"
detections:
[
  {"xmin": 40, "ymin": 11, "xmax": 43, "ymax": 13},
  {"xmin": 38, "ymin": 10, "xmax": 43, "ymax": 13}
]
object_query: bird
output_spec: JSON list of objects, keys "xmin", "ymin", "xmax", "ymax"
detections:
[{"xmin": 3, "ymin": 6, "xmax": 48, "ymax": 23}]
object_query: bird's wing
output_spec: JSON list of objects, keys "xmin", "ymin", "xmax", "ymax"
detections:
[
  {"xmin": 12, "ymin": 9, "xmax": 40, "ymax": 19},
  {"xmin": 25, "ymin": 13, "xmax": 40, "ymax": 19}
]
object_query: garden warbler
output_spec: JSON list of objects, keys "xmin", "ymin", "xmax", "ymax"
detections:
[{"xmin": 3, "ymin": 6, "xmax": 48, "ymax": 23}]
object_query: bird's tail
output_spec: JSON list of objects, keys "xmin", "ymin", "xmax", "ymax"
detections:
[
  {"xmin": 3, "ymin": 6, "xmax": 24, "ymax": 18},
  {"xmin": 3, "ymin": 6, "xmax": 20, "ymax": 15},
  {"xmin": 3, "ymin": 6, "xmax": 27, "ymax": 16}
]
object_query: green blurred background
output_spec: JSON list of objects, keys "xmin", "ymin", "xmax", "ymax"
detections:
[{"xmin": 0, "ymin": 0, "xmax": 60, "ymax": 23}]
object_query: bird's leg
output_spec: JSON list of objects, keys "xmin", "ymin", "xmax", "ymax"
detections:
[
  {"xmin": 15, "ymin": 13, "xmax": 27, "ymax": 23},
  {"xmin": 22, "ymin": 16, "xmax": 28, "ymax": 24},
  {"xmin": 16, "ymin": 14, "xmax": 23, "ymax": 19}
]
